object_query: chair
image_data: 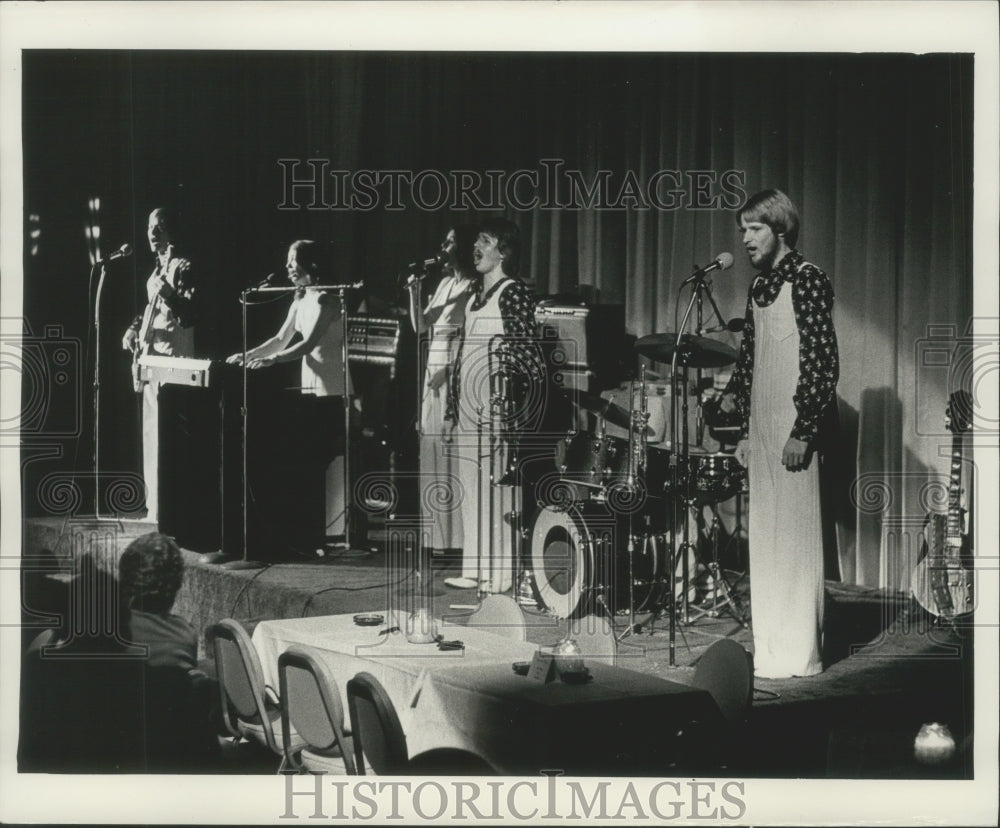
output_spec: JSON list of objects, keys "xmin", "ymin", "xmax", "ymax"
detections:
[
  {"xmin": 407, "ymin": 748, "xmax": 499, "ymax": 775},
  {"xmin": 567, "ymin": 614, "xmax": 617, "ymax": 664},
  {"xmin": 346, "ymin": 671, "xmax": 408, "ymax": 775},
  {"xmin": 207, "ymin": 619, "xmax": 304, "ymax": 770},
  {"xmin": 278, "ymin": 647, "xmax": 356, "ymax": 775},
  {"xmin": 691, "ymin": 639, "xmax": 754, "ymax": 727},
  {"xmin": 466, "ymin": 594, "xmax": 527, "ymax": 641}
]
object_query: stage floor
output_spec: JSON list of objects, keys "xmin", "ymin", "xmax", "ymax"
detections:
[{"xmin": 22, "ymin": 516, "xmax": 975, "ymax": 778}]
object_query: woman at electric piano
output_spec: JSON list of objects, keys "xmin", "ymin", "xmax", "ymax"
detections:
[{"xmin": 226, "ymin": 239, "xmax": 355, "ymax": 545}]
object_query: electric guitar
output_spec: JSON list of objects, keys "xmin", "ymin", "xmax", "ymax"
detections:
[
  {"xmin": 131, "ymin": 246, "xmax": 175, "ymax": 392},
  {"xmin": 131, "ymin": 296, "xmax": 157, "ymax": 392},
  {"xmin": 912, "ymin": 390, "xmax": 974, "ymax": 619}
]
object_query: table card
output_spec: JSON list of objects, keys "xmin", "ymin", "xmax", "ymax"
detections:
[{"xmin": 526, "ymin": 650, "xmax": 557, "ymax": 683}]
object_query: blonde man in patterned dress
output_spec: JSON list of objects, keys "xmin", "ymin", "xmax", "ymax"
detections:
[{"xmin": 721, "ymin": 189, "xmax": 839, "ymax": 679}]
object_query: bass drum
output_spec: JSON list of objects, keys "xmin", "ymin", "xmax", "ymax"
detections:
[{"xmin": 530, "ymin": 503, "xmax": 668, "ymax": 619}]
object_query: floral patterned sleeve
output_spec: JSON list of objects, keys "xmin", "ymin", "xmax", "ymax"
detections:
[
  {"xmin": 161, "ymin": 257, "xmax": 200, "ymax": 329},
  {"xmin": 497, "ymin": 280, "xmax": 544, "ymax": 383},
  {"xmin": 724, "ymin": 291, "xmax": 755, "ymax": 440},
  {"xmin": 789, "ymin": 264, "xmax": 839, "ymax": 443}
]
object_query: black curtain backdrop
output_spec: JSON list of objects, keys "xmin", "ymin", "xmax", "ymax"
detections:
[{"xmin": 20, "ymin": 51, "xmax": 973, "ymax": 590}]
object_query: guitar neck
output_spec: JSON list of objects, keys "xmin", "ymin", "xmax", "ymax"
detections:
[{"xmin": 945, "ymin": 429, "xmax": 965, "ymax": 549}]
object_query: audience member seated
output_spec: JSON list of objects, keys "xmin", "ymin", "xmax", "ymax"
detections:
[
  {"xmin": 18, "ymin": 552, "xmax": 220, "ymax": 773},
  {"xmin": 118, "ymin": 532, "xmax": 198, "ymax": 671}
]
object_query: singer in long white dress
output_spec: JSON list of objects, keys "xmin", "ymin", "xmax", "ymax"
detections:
[
  {"xmin": 724, "ymin": 190, "xmax": 839, "ymax": 679},
  {"xmin": 445, "ymin": 218, "xmax": 543, "ymax": 592},
  {"xmin": 406, "ymin": 226, "xmax": 476, "ymax": 552}
]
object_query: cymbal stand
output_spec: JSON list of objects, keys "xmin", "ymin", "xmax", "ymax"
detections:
[{"xmin": 616, "ymin": 370, "xmax": 655, "ymax": 642}]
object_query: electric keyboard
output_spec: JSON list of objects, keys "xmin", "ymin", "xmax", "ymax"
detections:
[
  {"xmin": 138, "ymin": 354, "xmax": 216, "ymax": 387},
  {"xmin": 347, "ymin": 315, "xmax": 401, "ymax": 376}
]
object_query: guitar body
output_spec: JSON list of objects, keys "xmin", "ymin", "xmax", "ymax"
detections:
[
  {"xmin": 131, "ymin": 296, "xmax": 156, "ymax": 392},
  {"xmin": 912, "ymin": 390, "xmax": 974, "ymax": 620},
  {"xmin": 913, "ymin": 512, "xmax": 974, "ymax": 620},
  {"xmin": 132, "ymin": 250, "xmax": 174, "ymax": 392}
]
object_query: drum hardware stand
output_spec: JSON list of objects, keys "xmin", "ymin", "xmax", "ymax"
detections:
[
  {"xmin": 615, "ymin": 529, "xmax": 692, "ymax": 659},
  {"xmin": 684, "ymin": 499, "xmax": 749, "ymax": 627}
]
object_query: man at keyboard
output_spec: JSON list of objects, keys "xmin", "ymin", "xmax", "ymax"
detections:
[{"xmin": 121, "ymin": 207, "xmax": 201, "ymax": 522}]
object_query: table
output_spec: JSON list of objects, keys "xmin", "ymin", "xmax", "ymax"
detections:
[
  {"xmin": 251, "ymin": 613, "xmax": 536, "ymax": 759},
  {"xmin": 417, "ymin": 660, "xmax": 723, "ymax": 774},
  {"xmin": 251, "ymin": 613, "xmax": 721, "ymax": 774}
]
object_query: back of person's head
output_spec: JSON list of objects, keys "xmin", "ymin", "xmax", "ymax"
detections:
[
  {"xmin": 43, "ymin": 555, "xmax": 131, "ymax": 654},
  {"xmin": 480, "ymin": 216, "xmax": 521, "ymax": 277},
  {"xmin": 452, "ymin": 223, "xmax": 479, "ymax": 274},
  {"xmin": 736, "ymin": 189, "xmax": 800, "ymax": 248},
  {"xmin": 118, "ymin": 532, "xmax": 185, "ymax": 615}
]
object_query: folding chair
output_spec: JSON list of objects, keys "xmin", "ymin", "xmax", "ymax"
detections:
[
  {"xmin": 346, "ymin": 671, "xmax": 408, "ymax": 774},
  {"xmin": 278, "ymin": 646, "xmax": 356, "ymax": 774},
  {"xmin": 207, "ymin": 619, "xmax": 304, "ymax": 770}
]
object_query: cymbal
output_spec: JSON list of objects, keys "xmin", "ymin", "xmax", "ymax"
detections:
[
  {"xmin": 570, "ymin": 391, "xmax": 654, "ymax": 434},
  {"xmin": 574, "ymin": 392, "xmax": 631, "ymax": 430},
  {"xmin": 635, "ymin": 333, "xmax": 737, "ymax": 368}
]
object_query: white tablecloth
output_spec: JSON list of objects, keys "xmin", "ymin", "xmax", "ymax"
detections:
[
  {"xmin": 252, "ymin": 613, "xmax": 719, "ymax": 774},
  {"xmin": 251, "ymin": 613, "xmax": 537, "ymax": 760}
]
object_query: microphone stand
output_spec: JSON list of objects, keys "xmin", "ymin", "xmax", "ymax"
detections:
[
  {"xmin": 92, "ymin": 262, "xmax": 107, "ymax": 520},
  {"xmin": 223, "ymin": 285, "xmax": 267, "ymax": 568},
  {"xmin": 205, "ymin": 285, "xmax": 267, "ymax": 568},
  {"xmin": 410, "ymin": 273, "xmax": 425, "ymax": 575}
]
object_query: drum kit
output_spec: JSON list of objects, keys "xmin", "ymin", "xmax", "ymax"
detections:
[{"xmin": 527, "ymin": 324, "xmax": 751, "ymax": 666}]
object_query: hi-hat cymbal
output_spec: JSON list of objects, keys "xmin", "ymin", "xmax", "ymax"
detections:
[{"xmin": 635, "ymin": 333, "xmax": 737, "ymax": 368}]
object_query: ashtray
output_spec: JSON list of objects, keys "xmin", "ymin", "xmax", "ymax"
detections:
[
  {"xmin": 353, "ymin": 613, "xmax": 384, "ymax": 627},
  {"xmin": 559, "ymin": 669, "xmax": 593, "ymax": 685},
  {"xmin": 512, "ymin": 661, "xmax": 531, "ymax": 676}
]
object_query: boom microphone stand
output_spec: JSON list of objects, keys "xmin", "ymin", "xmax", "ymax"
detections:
[{"xmin": 664, "ymin": 262, "xmax": 735, "ymax": 663}]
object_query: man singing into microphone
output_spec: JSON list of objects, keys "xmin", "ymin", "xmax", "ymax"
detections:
[
  {"xmin": 720, "ymin": 189, "xmax": 839, "ymax": 679},
  {"xmin": 122, "ymin": 207, "xmax": 200, "ymax": 522}
]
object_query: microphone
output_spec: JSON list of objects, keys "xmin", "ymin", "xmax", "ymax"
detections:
[
  {"xmin": 96, "ymin": 243, "xmax": 132, "ymax": 265},
  {"xmin": 406, "ymin": 251, "xmax": 448, "ymax": 272},
  {"xmin": 253, "ymin": 272, "xmax": 279, "ymax": 289},
  {"xmin": 681, "ymin": 252, "xmax": 734, "ymax": 286},
  {"xmin": 703, "ymin": 317, "xmax": 746, "ymax": 334}
]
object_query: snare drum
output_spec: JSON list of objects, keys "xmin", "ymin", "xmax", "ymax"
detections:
[
  {"xmin": 530, "ymin": 503, "xmax": 663, "ymax": 618},
  {"xmin": 683, "ymin": 449, "xmax": 746, "ymax": 502}
]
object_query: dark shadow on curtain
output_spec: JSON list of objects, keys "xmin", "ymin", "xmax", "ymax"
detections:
[{"xmin": 820, "ymin": 396, "xmax": 859, "ymax": 583}]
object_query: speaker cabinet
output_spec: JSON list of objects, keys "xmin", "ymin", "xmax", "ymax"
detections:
[{"xmin": 535, "ymin": 302, "xmax": 626, "ymax": 392}]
